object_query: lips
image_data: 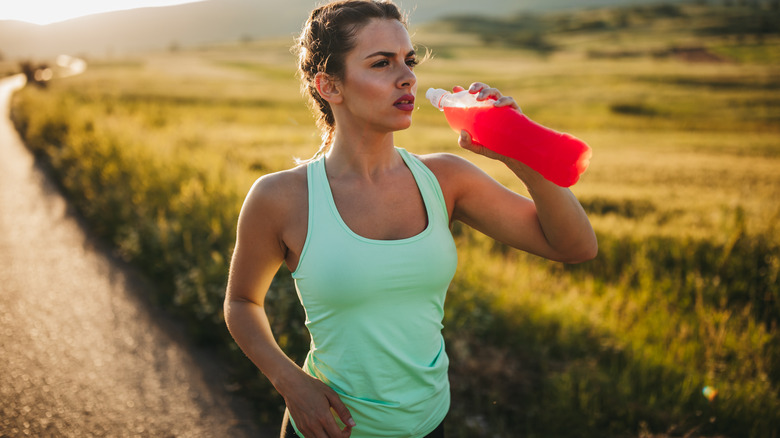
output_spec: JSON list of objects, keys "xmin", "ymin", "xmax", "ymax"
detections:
[{"xmin": 394, "ymin": 94, "xmax": 415, "ymax": 112}]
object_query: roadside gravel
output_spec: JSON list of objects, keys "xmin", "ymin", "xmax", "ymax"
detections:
[{"xmin": 0, "ymin": 74, "xmax": 271, "ymax": 437}]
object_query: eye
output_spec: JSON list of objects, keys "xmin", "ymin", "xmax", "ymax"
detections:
[
  {"xmin": 372, "ymin": 60, "xmax": 390, "ymax": 68},
  {"xmin": 406, "ymin": 58, "xmax": 419, "ymax": 68}
]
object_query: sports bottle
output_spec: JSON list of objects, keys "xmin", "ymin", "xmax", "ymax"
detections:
[{"xmin": 426, "ymin": 88, "xmax": 591, "ymax": 187}]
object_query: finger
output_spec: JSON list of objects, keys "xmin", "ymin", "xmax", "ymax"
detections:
[
  {"xmin": 452, "ymin": 85, "xmax": 466, "ymax": 92},
  {"xmin": 476, "ymin": 87, "xmax": 502, "ymax": 101},
  {"xmin": 494, "ymin": 96, "xmax": 520, "ymax": 111},
  {"xmin": 300, "ymin": 424, "xmax": 327, "ymax": 438},
  {"xmin": 321, "ymin": 416, "xmax": 346, "ymax": 438},
  {"xmin": 301, "ymin": 410, "xmax": 343, "ymax": 438},
  {"xmin": 326, "ymin": 391, "xmax": 357, "ymax": 429},
  {"xmin": 297, "ymin": 419, "xmax": 329, "ymax": 438},
  {"xmin": 468, "ymin": 82, "xmax": 488, "ymax": 94}
]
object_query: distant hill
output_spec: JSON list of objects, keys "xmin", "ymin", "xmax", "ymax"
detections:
[{"xmin": 0, "ymin": 0, "xmax": 693, "ymax": 60}]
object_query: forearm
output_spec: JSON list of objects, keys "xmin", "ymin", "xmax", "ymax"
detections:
[
  {"xmin": 452, "ymin": 82, "xmax": 597, "ymax": 262},
  {"xmin": 224, "ymin": 298, "xmax": 305, "ymax": 393},
  {"xmin": 505, "ymin": 158, "xmax": 597, "ymax": 263},
  {"xmin": 224, "ymin": 297, "xmax": 356, "ymax": 433}
]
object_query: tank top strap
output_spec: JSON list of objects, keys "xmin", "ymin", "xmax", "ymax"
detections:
[
  {"xmin": 299, "ymin": 153, "xmax": 336, "ymax": 267},
  {"xmin": 395, "ymin": 147, "xmax": 449, "ymax": 227}
]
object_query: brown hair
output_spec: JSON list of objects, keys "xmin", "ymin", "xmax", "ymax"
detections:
[{"xmin": 294, "ymin": 0, "xmax": 407, "ymax": 161}]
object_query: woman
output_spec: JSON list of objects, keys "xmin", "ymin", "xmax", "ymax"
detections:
[{"xmin": 223, "ymin": 1, "xmax": 598, "ymax": 437}]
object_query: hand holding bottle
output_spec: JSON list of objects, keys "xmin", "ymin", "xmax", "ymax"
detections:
[
  {"xmin": 447, "ymin": 84, "xmax": 520, "ymax": 161},
  {"xmin": 426, "ymin": 83, "xmax": 591, "ymax": 187}
]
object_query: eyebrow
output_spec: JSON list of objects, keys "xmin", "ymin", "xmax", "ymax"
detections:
[{"xmin": 364, "ymin": 50, "xmax": 416, "ymax": 60}]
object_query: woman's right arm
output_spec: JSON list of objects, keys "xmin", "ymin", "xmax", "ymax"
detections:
[{"xmin": 224, "ymin": 172, "xmax": 355, "ymax": 438}]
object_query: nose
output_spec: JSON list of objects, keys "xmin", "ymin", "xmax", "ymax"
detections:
[{"xmin": 398, "ymin": 65, "xmax": 416, "ymax": 89}]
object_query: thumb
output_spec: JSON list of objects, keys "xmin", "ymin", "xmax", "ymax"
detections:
[
  {"xmin": 459, "ymin": 130, "xmax": 499, "ymax": 159},
  {"xmin": 452, "ymin": 85, "xmax": 465, "ymax": 92},
  {"xmin": 458, "ymin": 130, "xmax": 474, "ymax": 150},
  {"xmin": 326, "ymin": 391, "xmax": 356, "ymax": 428}
]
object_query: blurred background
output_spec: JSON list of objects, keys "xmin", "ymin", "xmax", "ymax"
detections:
[{"xmin": 2, "ymin": 0, "xmax": 779, "ymax": 437}]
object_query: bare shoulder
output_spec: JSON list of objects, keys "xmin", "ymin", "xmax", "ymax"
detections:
[
  {"xmin": 247, "ymin": 165, "xmax": 306, "ymax": 202},
  {"xmin": 415, "ymin": 152, "xmax": 491, "ymax": 189},
  {"xmin": 228, "ymin": 166, "xmax": 308, "ymax": 299},
  {"xmin": 416, "ymin": 152, "xmax": 472, "ymax": 172},
  {"xmin": 240, "ymin": 165, "xmax": 308, "ymax": 226},
  {"xmin": 416, "ymin": 151, "xmax": 472, "ymax": 177}
]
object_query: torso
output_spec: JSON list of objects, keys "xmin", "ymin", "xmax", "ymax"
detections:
[
  {"xmin": 278, "ymin": 152, "xmax": 450, "ymax": 273},
  {"xmin": 289, "ymin": 147, "xmax": 458, "ymax": 437},
  {"xmin": 327, "ymin": 160, "xmax": 427, "ymax": 241}
]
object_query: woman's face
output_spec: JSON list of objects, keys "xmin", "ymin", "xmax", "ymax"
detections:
[{"xmin": 336, "ymin": 18, "xmax": 418, "ymax": 134}]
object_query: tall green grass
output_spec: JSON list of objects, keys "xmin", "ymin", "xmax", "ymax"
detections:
[{"xmin": 11, "ymin": 3, "xmax": 780, "ymax": 437}]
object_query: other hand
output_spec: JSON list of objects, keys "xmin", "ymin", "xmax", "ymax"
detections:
[{"xmin": 283, "ymin": 373, "xmax": 355, "ymax": 437}]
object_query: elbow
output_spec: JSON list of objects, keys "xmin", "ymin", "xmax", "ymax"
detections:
[
  {"xmin": 223, "ymin": 294, "xmax": 234, "ymax": 330},
  {"xmin": 565, "ymin": 238, "xmax": 598, "ymax": 264},
  {"xmin": 556, "ymin": 233, "xmax": 598, "ymax": 264},
  {"xmin": 560, "ymin": 250, "xmax": 597, "ymax": 265},
  {"xmin": 223, "ymin": 290, "xmax": 264, "ymax": 331},
  {"xmin": 223, "ymin": 295, "xmax": 248, "ymax": 338},
  {"xmin": 223, "ymin": 290, "xmax": 244, "ymax": 330},
  {"xmin": 570, "ymin": 245, "xmax": 598, "ymax": 264}
]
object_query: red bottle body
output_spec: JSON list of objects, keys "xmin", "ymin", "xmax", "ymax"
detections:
[{"xmin": 442, "ymin": 105, "xmax": 591, "ymax": 187}]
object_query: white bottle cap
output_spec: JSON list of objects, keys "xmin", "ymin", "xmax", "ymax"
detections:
[{"xmin": 426, "ymin": 88, "xmax": 448, "ymax": 109}]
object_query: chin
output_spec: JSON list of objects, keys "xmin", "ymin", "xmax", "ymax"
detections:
[
  {"xmin": 394, "ymin": 116, "xmax": 414, "ymax": 131},
  {"xmin": 376, "ymin": 115, "xmax": 413, "ymax": 133}
]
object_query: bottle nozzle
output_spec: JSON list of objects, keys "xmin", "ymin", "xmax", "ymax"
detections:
[{"xmin": 426, "ymin": 88, "xmax": 448, "ymax": 110}]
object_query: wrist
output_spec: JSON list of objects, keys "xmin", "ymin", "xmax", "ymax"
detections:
[
  {"xmin": 504, "ymin": 158, "xmax": 541, "ymax": 182},
  {"xmin": 505, "ymin": 159, "xmax": 567, "ymax": 198},
  {"xmin": 266, "ymin": 357, "xmax": 307, "ymax": 396}
]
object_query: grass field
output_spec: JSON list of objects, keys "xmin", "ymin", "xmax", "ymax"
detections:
[{"xmin": 10, "ymin": 2, "xmax": 780, "ymax": 437}]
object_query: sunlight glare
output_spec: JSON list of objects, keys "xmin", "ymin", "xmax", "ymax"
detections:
[{"xmin": 1, "ymin": 0, "xmax": 204, "ymax": 25}]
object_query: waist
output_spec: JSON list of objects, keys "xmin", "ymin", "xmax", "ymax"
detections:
[{"xmin": 303, "ymin": 341, "xmax": 450, "ymax": 437}]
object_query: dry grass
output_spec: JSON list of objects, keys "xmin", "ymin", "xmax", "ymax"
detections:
[{"xmin": 11, "ymin": 3, "xmax": 780, "ymax": 436}]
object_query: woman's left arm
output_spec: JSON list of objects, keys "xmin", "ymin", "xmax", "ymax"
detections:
[{"xmin": 430, "ymin": 83, "xmax": 598, "ymax": 264}]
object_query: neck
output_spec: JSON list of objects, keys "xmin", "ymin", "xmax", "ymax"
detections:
[{"xmin": 325, "ymin": 130, "xmax": 400, "ymax": 181}]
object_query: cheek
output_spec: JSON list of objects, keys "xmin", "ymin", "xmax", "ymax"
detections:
[
  {"xmin": 358, "ymin": 77, "xmax": 387, "ymax": 100},
  {"xmin": 345, "ymin": 73, "xmax": 387, "ymax": 99}
]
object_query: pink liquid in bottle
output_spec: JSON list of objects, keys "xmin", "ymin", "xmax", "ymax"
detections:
[{"xmin": 427, "ymin": 88, "xmax": 591, "ymax": 187}]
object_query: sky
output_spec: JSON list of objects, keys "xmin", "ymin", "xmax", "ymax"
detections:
[{"xmin": 0, "ymin": 0, "xmax": 205, "ymax": 25}]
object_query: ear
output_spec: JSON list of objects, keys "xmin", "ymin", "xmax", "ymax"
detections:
[{"xmin": 315, "ymin": 72, "xmax": 343, "ymax": 104}]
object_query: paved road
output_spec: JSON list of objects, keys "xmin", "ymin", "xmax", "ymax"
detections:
[{"xmin": 0, "ymin": 74, "xmax": 271, "ymax": 437}]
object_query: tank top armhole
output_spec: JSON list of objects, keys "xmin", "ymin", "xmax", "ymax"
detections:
[{"xmin": 291, "ymin": 161, "xmax": 316, "ymax": 279}]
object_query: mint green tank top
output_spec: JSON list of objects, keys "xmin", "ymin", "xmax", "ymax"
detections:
[{"xmin": 289, "ymin": 147, "xmax": 458, "ymax": 437}]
